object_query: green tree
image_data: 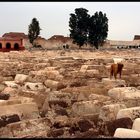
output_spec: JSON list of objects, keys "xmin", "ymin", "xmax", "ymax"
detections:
[
  {"xmin": 88, "ymin": 11, "xmax": 108, "ymax": 49},
  {"xmin": 69, "ymin": 8, "xmax": 90, "ymax": 48},
  {"xmin": 28, "ymin": 18, "xmax": 41, "ymax": 47}
]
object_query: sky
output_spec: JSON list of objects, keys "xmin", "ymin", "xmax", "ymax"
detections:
[{"xmin": 0, "ymin": 2, "xmax": 140, "ymax": 41}]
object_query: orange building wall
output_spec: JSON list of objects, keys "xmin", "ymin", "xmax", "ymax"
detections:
[{"xmin": 0, "ymin": 38, "xmax": 24, "ymax": 52}]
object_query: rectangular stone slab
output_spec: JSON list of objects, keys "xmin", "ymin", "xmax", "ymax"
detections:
[{"xmin": 0, "ymin": 103, "xmax": 39, "ymax": 120}]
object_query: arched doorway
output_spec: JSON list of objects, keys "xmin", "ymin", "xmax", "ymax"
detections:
[
  {"xmin": 6, "ymin": 43, "xmax": 11, "ymax": 49},
  {"xmin": 0, "ymin": 43, "xmax": 2, "ymax": 49},
  {"xmin": 14, "ymin": 43, "xmax": 19, "ymax": 50}
]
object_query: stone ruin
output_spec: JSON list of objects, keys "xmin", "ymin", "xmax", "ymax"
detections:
[{"xmin": 0, "ymin": 50, "xmax": 139, "ymax": 138}]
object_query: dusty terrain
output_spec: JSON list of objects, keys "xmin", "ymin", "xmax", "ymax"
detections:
[{"xmin": 0, "ymin": 49, "xmax": 140, "ymax": 138}]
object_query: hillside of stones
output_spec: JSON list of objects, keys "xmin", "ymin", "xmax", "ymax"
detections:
[{"xmin": 0, "ymin": 49, "xmax": 140, "ymax": 138}]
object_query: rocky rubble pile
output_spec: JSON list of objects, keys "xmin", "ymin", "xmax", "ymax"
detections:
[{"xmin": 0, "ymin": 50, "xmax": 139, "ymax": 138}]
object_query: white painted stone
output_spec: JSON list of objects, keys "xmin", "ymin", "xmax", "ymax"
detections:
[
  {"xmin": 44, "ymin": 79, "xmax": 58, "ymax": 88},
  {"xmin": 85, "ymin": 69, "xmax": 100, "ymax": 75},
  {"xmin": 102, "ymin": 78, "xmax": 126, "ymax": 88},
  {"xmin": 72, "ymin": 100, "xmax": 103, "ymax": 116},
  {"xmin": 99, "ymin": 103, "xmax": 126, "ymax": 121},
  {"xmin": 114, "ymin": 128, "xmax": 140, "ymax": 138},
  {"xmin": 79, "ymin": 68, "xmax": 100, "ymax": 78},
  {"xmin": 17, "ymin": 96, "xmax": 35, "ymax": 104},
  {"xmin": 0, "ymin": 84, "xmax": 6, "ymax": 92},
  {"xmin": 44, "ymin": 79, "xmax": 64, "ymax": 90},
  {"xmin": 33, "ymin": 63, "xmax": 50, "ymax": 70},
  {"xmin": 15, "ymin": 74, "xmax": 28, "ymax": 84},
  {"xmin": 30, "ymin": 67, "xmax": 57, "ymax": 76},
  {"xmin": 19, "ymin": 90, "xmax": 39, "ymax": 97},
  {"xmin": 45, "ymin": 69, "xmax": 63, "ymax": 80},
  {"xmin": 28, "ymin": 71, "xmax": 47, "ymax": 83},
  {"xmin": 87, "ymin": 65, "xmax": 105, "ymax": 70},
  {"xmin": 29, "ymin": 71, "xmax": 38, "ymax": 76},
  {"xmin": 80, "ymin": 65, "xmax": 89, "ymax": 72},
  {"xmin": 29, "ymin": 67, "xmax": 63, "ymax": 81},
  {"xmin": 23, "ymin": 82, "xmax": 45, "ymax": 91},
  {"xmin": 44, "ymin": 67, "xmax": 58, "ymax": 71},
  {"xmin": 77, "ymin": 92, "xmax": 88, "ymax": 101},
  {"xmin": 0, "ymin": 103, "xmax": 39, "ymax": 120},
  {"xmin": 46, "ymin": 91, "xmax": 71, "ymax": 107},
  {"xmin": 54, "ymin": 56, "xmax": 74, "ymax": 60},
  {"xmin": 48, "ymin": 91, "xmax": 71, "ymax": 102},
  {"xmin": 113, "ymin": 58, "xmax": 124, "ymax": 64},
  {"xmin": 108, "ymin": 87, "xmax": 140, "ymax": 100},
  {"xmin": 80, "ymin": 65, "xmax": 101, "ymax": 74},
  {"xmin": 1, "ymin": 87, "xmax": 18, "ymax": 97},
  {"xmin": 89, "ymin": 94, "xmax": 111, "ymax": 102},
  {"xmin": 3, "ymin": 81, "xmax": 20, "ymax": 89},
  {"xmin": 2, "ymin": 76, "xmax": 14, "ymax": 81},
  {"xmin": 108, "ymin": 87, "xmax": 140, "ymax": 107},
  {"xmin": 117, "ymin": 106, "xmax": 140, "ymax": 121},
  {"xmin": 0, "ymin": 117, "xmax": 51, "ymax": 138},
  {"xmin": 132, "ymin": 118, "xmax": 140, "ymax": 132},
  {"xmin": 0, "ymin": 99, "xmax": 21, "ymax": 106}
]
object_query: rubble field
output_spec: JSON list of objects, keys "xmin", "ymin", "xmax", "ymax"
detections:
[{"xmin": 0, "ymin": 49, "xmax": 140, "ymax": 138}]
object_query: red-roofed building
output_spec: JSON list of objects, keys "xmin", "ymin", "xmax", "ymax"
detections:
[
  {"xmin": 0, "ymin": 32, "xmax": 26, "ymax": 52},
  {"xmin": 2, "ymin": 32, "xmax": 28, "ymax": 39}
]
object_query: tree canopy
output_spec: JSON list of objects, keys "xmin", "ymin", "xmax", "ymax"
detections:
[
  {"xmin": 88, "ymin": 11, "xmax": 108, "ymax": 49},
  {"xmin": 69, "ymin": 8, "xmax": 108, "ymax": 49},
  {"xmin": 28, "ymin": 18, "xmax": 41, "ymax": 46},
  {"xmin": 69, "ymin": 8, "xmax": 90, "ymax": 48}
]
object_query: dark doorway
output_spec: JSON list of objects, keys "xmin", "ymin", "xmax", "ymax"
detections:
[
  {"xmin": 6, "ymin": 43, "xmax": 11, "ymax": 49},
  {"xmin": 0, "ymin": 43, "xmax": 2, "ymax": 49},
  {"xmin": 14, "ymin": 43, "xmax": 19, "ymax": 50}
]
